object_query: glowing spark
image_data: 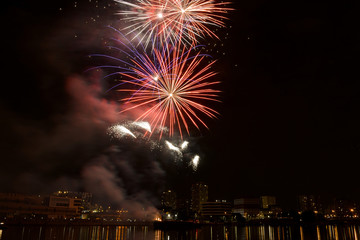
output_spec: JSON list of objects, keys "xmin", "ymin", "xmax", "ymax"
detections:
[
  {"xmin": 109, "ymin": 125, "xmax": 136, "ymax": 138},
  {"xmin": 133, "ymin": 121, "xmax": 152, "ymax": 132},
  {"xmin": 118, "ymin": 126, "xmax": 136, "ymax": 138},
  {"xmin": 181, "ymin": 141, "xmax": 189, "ymax": 150},
  {"xmin": 192, "ymin": 155, "xmax": 200, "ymax": 170},
  {"xmin": 165, "ymin": 140, "xmax": 181, "ymax": 153},
  {"xmin": 157, "ymin": 12, "xmax": 163, "ymax": 18}
]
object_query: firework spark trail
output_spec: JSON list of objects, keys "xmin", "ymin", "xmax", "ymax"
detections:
[
  {"xmin": 117, "ymin": 43, "xmax": 221, "ymax": 139},
  {"xmin": 107, "ymin": 121, "xmax": 201, "ymax": 170},
  {"xmin": 181, "ymin": 141, "xmax": 189, "ymax": 150},
  {"xmin": 191, "ymin": 155, "xmax": 200, "ymax": 170},
  {"xmin": 165, "ymin": 140, "xmax": 181, "ymax": 154},
  {"xmin": 133, "ymin": 121, "xmax": 152, "ymax": 132},
  {"xmin": 114, "ymin": 0, "xmax": 232, "ymax": 48},
  {"xmin": 109, "ymin": 124, "xmax": 137, "ymax": 138}
]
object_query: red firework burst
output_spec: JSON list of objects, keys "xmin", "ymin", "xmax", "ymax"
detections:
[{"xmin": 117, "ymin": 44, "xmax": 220, "ymax": 138}]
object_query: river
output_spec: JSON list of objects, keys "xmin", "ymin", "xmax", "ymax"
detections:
[{"xmin": 1, "ymin": 224, "xmax": 359, "ymax": 239}]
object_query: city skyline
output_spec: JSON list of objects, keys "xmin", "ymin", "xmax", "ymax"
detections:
[{"xmin": 1, "ymin": 185, "xmax": 360, "ymax": 222}]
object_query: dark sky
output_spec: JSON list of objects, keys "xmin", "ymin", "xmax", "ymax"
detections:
[{"xmin": 1, "ymin": 0, "xmax": 360, "ymax": 209}]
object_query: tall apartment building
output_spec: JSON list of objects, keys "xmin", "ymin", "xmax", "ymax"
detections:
[
  {"xmin": 298, "ymin": 195, "xmax": 322, "ymax": 213},
  {"xmin": 191, "ymin": 183, "xmax": 208, "ymax": 213},
  {"xmin": 161, "ymin": 190, "xmax": 177, "ymax": 211}
]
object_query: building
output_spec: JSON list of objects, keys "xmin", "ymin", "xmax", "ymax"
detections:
[
  {"xmin": 175, "ymin": 198, "xmax": 192, "ymax": 220},
  {"xmin": 332, "ymin": 199, "xmax": 358, "ymax": 218},
  {"xmin": 233, "ymin": 198, "xmax": 260, "ymax": 220},
  {"xmin": 260, "ymin": 196, "xmax": 276, "ymax": 209},
  {"xmin": 191, "ymin": 183, "xmax": 208, "ymax": 214},
  {"xmin": 53, "ymin": 191, "xmax": 92, "ymax": 210},
  {"xmin": 47, "ymin": 196, "xmax": 82, "ymax": 217},
  {"xmin": 297, "ymin": 195, "xmax": 322, "ymax": 213},
  {"xmin": 0, "ymin": 193, "xmax": 83, "ymax": 219},
  {"xmin": 201, "ymin": 200, "xmax": 232, "ymax": 221},
  {"xmin": 161, "ymin": 190, "xmax": 177, "ymax": 211}
]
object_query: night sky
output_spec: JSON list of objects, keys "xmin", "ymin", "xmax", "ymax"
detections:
[{"xmin": 1, "ymin": 0, "xmax": 360, "ymax": 210}]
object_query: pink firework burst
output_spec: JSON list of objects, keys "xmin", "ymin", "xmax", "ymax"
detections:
[{"xmin": 115, "ymin": 0, "xmax": 232, "ymax": 47}]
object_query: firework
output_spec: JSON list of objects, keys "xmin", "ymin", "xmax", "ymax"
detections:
[
  {"xmin": 89, "ymin": 25, "xmax": 221, "ymax": 138},
  {"xmin": 117, "ymin": 43, "xmax": 220, "ymax": 138},
  {"xmin": 180, "ymin": 141, "xmax": 189, "ymax": 150},
  {"xmin": 108, "ymin": 124, "xmax": 137, "ymax": 138},
  {"xmin": 133, "ymin": 121, "xmax": 152, "ymax": 132},
  {"xmin": 114, "ymin": 0, "xmax": 232, "ymax": 48},
  {"xmin": 165, "ymin": 140, "xmax": 182, "ymax": 154},
  {"xmin": 191, "ymin": 155, "xmax": 200, "ymax": 170}
]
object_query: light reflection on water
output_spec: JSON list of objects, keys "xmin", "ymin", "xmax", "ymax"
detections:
[{"xmin": 1, "ymin": 224, "xmax": 360, "ymax": 240}]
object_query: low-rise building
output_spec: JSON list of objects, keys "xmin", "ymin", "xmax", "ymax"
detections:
[
  {"xmin": 201, "ymin": 200, "xmax": 232, "ymax": 222},
  {"xmin": 233, "ymin": 198, "xmax": 260, "ymax": 220},
  {"xmin": 0, "ymin": 193, "xmax": 82, "ymax": 219}
]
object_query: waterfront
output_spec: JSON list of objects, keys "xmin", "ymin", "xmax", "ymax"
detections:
[{"xmin": 1, "ymin": 224, "xmax": 360, "ymax": 240}]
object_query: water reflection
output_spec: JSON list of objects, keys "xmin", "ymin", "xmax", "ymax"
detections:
[{"xmin": 1, "ymin": 224, "xmax": 360, "ymax": 240}]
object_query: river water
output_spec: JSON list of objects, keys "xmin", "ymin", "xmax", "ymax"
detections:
[{"xmin": 1, "ymin": 224, "xmax": 359, "ymax": 240}]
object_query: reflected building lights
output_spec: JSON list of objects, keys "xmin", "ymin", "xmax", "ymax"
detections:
[
  {"xmin": 335, "ymin": 226, "xmax": 339, "ymax": 240},
  {"xmin": 355, "ymin": 226, "xmax": 359, "ymax": 240},
  {"xmin": 154, "ymin": 229, "xmax": 161, "ymax": 240},
  {"xmin": 259, "ymin": 225, "xmax": 265, "ymax": 240},
  {"xmin": 4, "ymin": 225, "xmax": 360, "ymax": 239},
  {"xmin": 269, "ymin": 226, "xmax": 275, "ymax": 240},
  {"xmin": 317, "ymin": 225, "xmax": 321, "ymax": 240},
  {"xmin": 246, "ymin": 226, "xmax": 250, "ymax": 240},
  {"xmin": 277, "ymin": 226, "xmax": 281, "ymax": 240},
  {"xmin": 282, "ymin": 227, "xmax": 285, "ymax": 240},
  {"xmin": 289, "ymin": 226, "xmax": 292, "ymax": 239},
  {"xmin": 106, "ymin": 226, "xmax": 110, "ymax": 239}
]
